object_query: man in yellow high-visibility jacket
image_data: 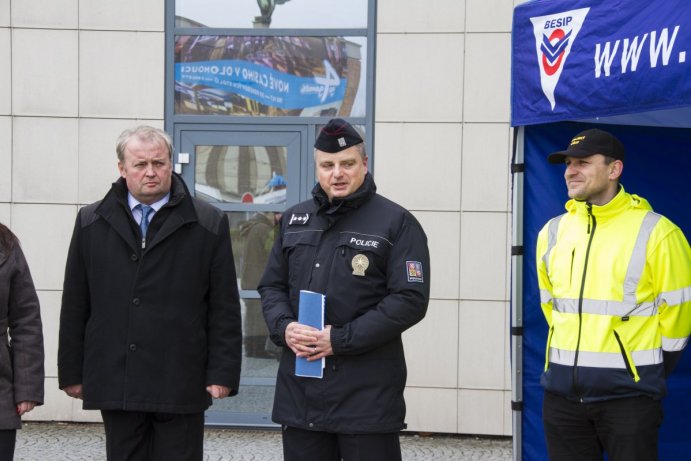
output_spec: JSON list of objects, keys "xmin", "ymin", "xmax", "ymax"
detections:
[{"xmin": 536, "ymin": 128, "xmax": 691, "ymax": 461}]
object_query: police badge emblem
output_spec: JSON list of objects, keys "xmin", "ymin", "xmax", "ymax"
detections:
[{"xmin": 351, "ymin": 254, "xmax": 369, "ymax": 276}]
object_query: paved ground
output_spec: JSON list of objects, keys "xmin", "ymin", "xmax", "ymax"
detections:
[{"xmin": 15, "ymin": 422, "xmax": 512, "ymax": 460}]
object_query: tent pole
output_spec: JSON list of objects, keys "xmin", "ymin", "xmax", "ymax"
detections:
[{"xmin": 511, "ymin": 126, "xmax": 525, "ymax": 461}]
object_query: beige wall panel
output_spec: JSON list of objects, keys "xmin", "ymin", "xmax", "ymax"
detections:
[
  {"xmin": 0, "ymin": 30, "xmax": 10, "ymax": 115},
  {"xmin": 466, "ymin": 0, "xmax": 514, "ymax": 33},
  {"xmin": 458, "ymin": 388, "xmax": 507, "ymax": 435},
  {"xmin": 23, "ymin": 378, "xmax": 73, "ymax": 421},
  {"xmin": 0, "ymin": 117, "xmax": 10, "ymax": 201},
  {"xmin": 13, "ymin": 117, "xmax": 78, "ymax": 203},
  {"xmin": 458, "ymin": 300, "xmax": 507, "ymax": 389},
  {"xmin": 463, "ymin": 33, "xmax": 511, "ymax": 123},
  {"xmin": 405, "ymin": 299, "xmax": 458, "ymax": 388},
  {"xmin": 378, "ymin": 0, "xmax": 465, "ymax": 33},
  {"xmin": 374, "ymin": 122, "xmax": 462, "ymax": 211},
  {"xmin": 0, "ymin": 204, "xmax": 9, "ymax": 224},
  {"xmin": 11, "ymin": 204, "xmax": 77, "ymax": 291},
  {"xmin": 405, "ymin": 387, "xmax": 457, "ymax": 433},
  {"xmin": 12, "ymin": 29, "xmax": 78, "ymax": 116},
  {"xmin": 0, "ymin": 1, "xmax": 9, "ymax": 26},
  {"xmin": 376, "ymin": 34, "xmax": 464, "ymax": 122},
  {"xmin": 11, "ymin": 0, "xmax": 77, "ymax": 28},
  {"xmin": 459, "ymin": 211, "xmax": 509, "ymax": 300},
  {"xmin": 79, "ymin": 31, "xmax": 164, "ymax": 119},
  {"xmin": 414, "ymin": 211, "xmax": 459, "ymax": 300},
  {"xmin": 461, "ymin": 123, "xmax": 511, "ymax": 212},
  {"xmin": 504, "ymin": 299, "xmax": 512, "ymax": 389},
  {"xmin": 79, "ymin": 0, "xmax": 163, "ymax": 31},
  {"xmin": 503, "ymin": 391, "xmax": 513, "ymax": 435},
  {"xmin": 78, "ymin": 118, "xmax": 163, "ymax": 204},
  {"xmin": 37, "ymin": 290, "xmax": 60, "ymax": 377},
  {"xmin": 71, "ymin": 401, "xmax": 103, "ymax": 422}
]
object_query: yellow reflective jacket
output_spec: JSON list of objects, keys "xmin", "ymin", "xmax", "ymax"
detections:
[{"xmin": 536, "ymin": 187, "xmax": 691, "ymax": 402}]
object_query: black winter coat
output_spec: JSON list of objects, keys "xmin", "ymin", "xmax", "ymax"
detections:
[
  {"xmin": 259, "ymin": 174, "xmax": 430, "ymax": 433},
  {"xmin": 58, "ymin": 174, "xmax": 242, "ymax": 414}
]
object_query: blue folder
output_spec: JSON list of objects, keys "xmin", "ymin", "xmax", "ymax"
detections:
[{"xmin": 295, "ymin": 290, "xmax": 325, "ymax": 378}]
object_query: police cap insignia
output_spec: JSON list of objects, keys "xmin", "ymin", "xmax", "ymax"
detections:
[{"xmin": 314, "ymin": 118, "xmax": 364, "ymax": 153}]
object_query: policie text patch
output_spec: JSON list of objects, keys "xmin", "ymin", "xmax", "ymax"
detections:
[{"xmin": 406, "ymin": 261, "xmax": 424, "ymax": 283}]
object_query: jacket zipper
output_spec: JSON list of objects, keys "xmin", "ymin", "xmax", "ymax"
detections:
[{"xmin": 573, "ymin": 203, "xmax": 596, "ymax": 401}]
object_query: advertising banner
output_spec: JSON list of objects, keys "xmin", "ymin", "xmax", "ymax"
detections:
[
  {"xmin": 512, "ymin": 0, "xmax": 691, "ymax": 125},
  {"xmin": 175, "ymin": 35, "xmax": 358, "ymax": 117}
]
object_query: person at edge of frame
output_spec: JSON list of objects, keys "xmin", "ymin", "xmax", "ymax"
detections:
[
  {"xmin": 536, "ymin": 128, "xmax": 691, "ymax": 461},
  {"xmin": 0, "ymin": 223, "xmax": 44, "ymax": 460}
]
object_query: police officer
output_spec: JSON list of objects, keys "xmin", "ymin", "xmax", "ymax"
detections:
[
  {"xmin": 259, "ymin": 118, "xmax": 430, "ymax": 460},
  {"xmin": 536, "ymin": 128, "xmax": 691, "ymax": 461}
]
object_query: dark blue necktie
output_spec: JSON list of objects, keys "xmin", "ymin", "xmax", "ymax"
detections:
[{"xmin": 139, "ymin": 204, "xmax": 153, "ymax": 237}]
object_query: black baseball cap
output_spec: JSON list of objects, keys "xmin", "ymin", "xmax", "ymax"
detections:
[
  {"xmin": 314, "ymin": 118, "xmax": 364, "ymax": 153},
  {"xmin": 547, "ymin": 128, "xmax": 625, "ymax": 164}
]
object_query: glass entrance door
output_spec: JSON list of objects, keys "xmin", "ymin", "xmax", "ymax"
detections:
[{"xmin": 177, "ymin": 125, "xmax": 305, "ymax": 426}]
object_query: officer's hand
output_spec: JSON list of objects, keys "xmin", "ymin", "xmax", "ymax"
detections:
[
  {"xmin": 285, "ymin": 321, "xmax": 320, "ymax": 357},
  {"xmin": 306, "ymin": 325, "xmax": 333, "ymax": 362}
]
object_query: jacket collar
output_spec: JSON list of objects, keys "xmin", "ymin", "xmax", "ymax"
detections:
[
  {"xmin": 312, "ymin": 173, "xmax": 377, "ymax": 215},
  {"xmin": 98, "ymin": 173, "xmax": 192, "ymax": 217},
  {"xmin": 95, "ymin": 173, "xmax": 198, "ymax": 250},
  {"xmin": 566, "ymin": 185, "xmax": 653, "ymax": 222}
]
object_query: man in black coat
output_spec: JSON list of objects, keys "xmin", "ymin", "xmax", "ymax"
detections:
[
  {"xmin": 259, "ymin": 119, "xmax": 430, "ymax": 460},
  {"xmin": 58, "ymin": 125, "xmax": 242, "ymax": 461}
]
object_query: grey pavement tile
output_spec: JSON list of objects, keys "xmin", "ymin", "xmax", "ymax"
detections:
[{"xmin": 15, "ymin": 422, "xmax": 512, "ymax": 461}]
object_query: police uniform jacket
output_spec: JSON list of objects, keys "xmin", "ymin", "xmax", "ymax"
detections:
[
  {"xmin": 259, "ymin": 173, "xmax": 430, "ymax": 433},
  {"xmin": 0, "ymin": 242, "xmax": 44, "ymax": 429},
  {"xmin": 537, "ymin": 187, "xmax": 691, "ymax": 403},
  {"xmin": 58, "ymin": 174, "xmax": 242, "ymax": 413}
]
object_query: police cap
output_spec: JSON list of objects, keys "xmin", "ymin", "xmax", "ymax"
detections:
[{"xmin": 314, "ymin": 118, "xmax": 364, "ymax": 153}]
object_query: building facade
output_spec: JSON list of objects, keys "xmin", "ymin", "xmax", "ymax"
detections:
[{"xmin": 1, "ymin": 0, "xmax": 516, "ymax": 436}]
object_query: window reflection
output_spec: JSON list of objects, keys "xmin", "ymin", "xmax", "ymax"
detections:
[
  {"xmin": 226, "ymin": 211, "xmax": 284, "ymax": 363},
  {"xmin": 195, "ymin": 145, "xmax": 287, "ymax": 204},
  {"xmin": 176, "ymin": 0, "xmax": 367, "ymax": 29},
  {"xmin": 175, "ymin": 35, "xmax": 365, "ymax": 117}
]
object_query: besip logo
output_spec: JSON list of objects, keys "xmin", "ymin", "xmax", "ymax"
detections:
[{"xmin": 530, "ymin": 8, "xmax": 590, "ymax": 109}]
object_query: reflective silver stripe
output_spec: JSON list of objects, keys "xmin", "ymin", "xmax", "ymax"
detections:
[
  {"xmin": 552, "ymin": 298, "xmax": 657, "ymax": 317},
  {"xmin": 657, "ymin": 286, "xmax": 691, "ymax": 308},
  {"xmin": 549, "ymin": 347, "xmax": 663, "ymax": 368},
  {"xmin": 549, "ymin": 211, "xmax": 662, "ymax": 318},
  {"xmin": 623, "ymin": 212, "xmax": 661, "ymax": 305},
  {"xmin": 542, "ymin": 215, "xmax": 564, "ymax": 274},
  {"xmin": 662, "ymin": 336, "xmax": 689, "ymax": 352},
  {"xmin": 540, "ymin": 289, "xmax": 552, "ymax": 304}
]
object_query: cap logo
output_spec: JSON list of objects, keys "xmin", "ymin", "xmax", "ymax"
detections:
[
  {"xmin": 570, "ymin": 135, "xmax": 585, "ymax": 146},
  {"xmin": 337, "ymin": 137, "xmax": 346, "ymax": 147}
]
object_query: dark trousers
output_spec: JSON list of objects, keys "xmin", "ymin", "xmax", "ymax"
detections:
[
  {"xmin": 282, "ymin": 425, "xmax": 402, "ymax": 461},
  {"xmin": 0, "ymin": 429, "xmax": 16, "ymax": 460},
  {"xmin": 101, "ymin": 410, "xmax": 204, "ymax": 461},
  {"xmin": 542, "ymin": 392, "xmax": 663, "ymax": 461}
]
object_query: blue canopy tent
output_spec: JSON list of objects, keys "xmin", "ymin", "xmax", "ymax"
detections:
[{"xmin": 510, "ymin": 1, "xmax": 691, "ymax": 459}]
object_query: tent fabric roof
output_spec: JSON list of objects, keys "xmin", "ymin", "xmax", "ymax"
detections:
[{"xmin": 511, "ymin": 0, "xmax": 691, "ymax": 127}]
